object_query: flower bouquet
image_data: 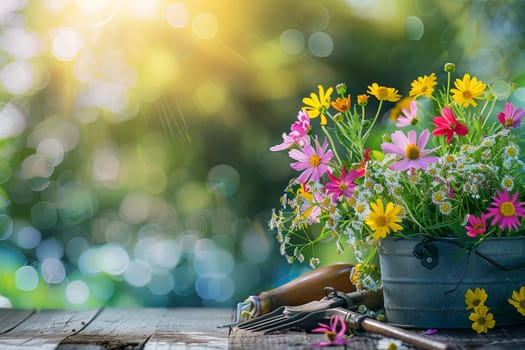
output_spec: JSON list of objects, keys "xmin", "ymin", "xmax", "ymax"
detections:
[{"xmin": 268, "ymin": 63, "xmax": 525, "ymax": 331}]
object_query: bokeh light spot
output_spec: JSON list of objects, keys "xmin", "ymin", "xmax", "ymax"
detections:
[
  {"xmin": 37, "ymin": 138, "xmax": 64, "ymax": 167},
  {"xmin": 124, "ymin": 260, "xmax": 151, "ymax": 287},
  {"xmin": 148, "ymin": 268, "xmax": 174, "ymax": 295},
  {"xmin": 0, "ymin": 159, "xmax": 13, "ymax": 184},
  {"xmin": 404, "ymin": 16, "xmax": 424, "ymax": 40},
  {"xmin": 35, "ymin": 238, "xmax": 64, "ymax": 261},
  {"xmin": 52, "ymin": 28, "xmax": 83, "ymax": 61},
  {"xmin": 16, "ymin": 226, "xmax": 41, "ymax": 249},
  {"xmin": 241, "ymin": 230, "xmax": 271, "ymax": 263},
  {"xmin": 0, "ymin": 60, "xmax": 34, "ymax": 94},
  {"xmin": 41, "ymin": 258, "xmax": 66, "ymax": 284},
  {"xmin": 15, "ymin": 265, "xmax": 38, "ymax": 291},
  {"xmin": 308, "ymin": 32, "xmax": 334, "ymax": 57},
  {"xmin": 0, "ymin": 28, "xmax": 42, "ymax": 59},
  {"xmin": 120, "ymin": 192, "xmax": 151, "ymax": 224},
  {"xmin": 192, "ymin": 13, "xmax": 218, "ymax": 40},
  {"xmin": 66, "ymin": 280, "xmax": 89, "ymax": 304},
  {"xmin": 0, "ymin": 103, "xmax": 26, "ymax": 138},
  {"xmin": 0, "ymin": 214, "xmax": 13, "ymax": 240},
  {"xmin": 280, "ymin": 29, "xmax": 305, "ymax": 54},
  {"xmin": 207, "ymin": 164, "xmax": 240, "ymax": 197},
  {"xmin": 31, "ymin": 201, "xmax": 58, "ymax": 229},
  {"xmin": 166, "ymin": 2, "xmax": 189, "ymax": 28},
  {"xmin": 0, "ymin": 295, "xmax": 12, "ymax": 308}
]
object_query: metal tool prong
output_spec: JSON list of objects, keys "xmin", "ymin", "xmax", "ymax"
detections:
[{"xmin": 218, "ymin": 301, "xmax": 253, "ymax": 328}]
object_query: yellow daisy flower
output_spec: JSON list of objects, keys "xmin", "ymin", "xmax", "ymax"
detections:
[
  {"xmin": 365, "ymin": 199, "xmax": 403, "ymax": 240},
  {"xmin": 367, "ymin": 83, "xmax": 402, "ymax": 102},
  {"xmin": 302, "ymin": 85, "xmax": 333, "ymax": 125},
  {"xmin": 464, "ymin": 287, "xmax": 488, "ymax": 310},
  {"xmin": 468, "ymin": 305, "xmax": 496, "ymax": 334},
  {"xmin": 508, "ymin": 286, "xmax": 525, "ymax": 317},
  {"xmin": 409, "ymin": 73, "xmax": 437, "ymax": 98},
  {"xmin": 450, "ymin": 73, "xmax": 486, "ymax": 107}
]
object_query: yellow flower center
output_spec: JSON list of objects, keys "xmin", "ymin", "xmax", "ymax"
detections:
[
  {"xmin": 376, "ymin": 215, "xmax": 388, "ymax": 227},
  {"xmin": 338, "ymin": 183, "xmax": 347, "ymax": 190},
  {"xmin": 325, "ymin": 330, "xmax": 336, "ymax": 341},
  {"xmin": 462, "ymin": 90, "xmax": 473, "ymax": 100},
  {"xmin": 405, "ymin": 144, "xmax": 420, "ymax": 160},
  {"xmin": 505, "ymin": 118, "xmax": 514, "ymax": 127},
  {"xmin": 377, "ymin": 87, "xmax": 388, "ymax": 99},
  {"xmin": 520, "ymin": 300, "xmax": 525, "ymax": 308},
  {"xmin": 500, "ymin": 202, "xmax": 515, "ymax": 217},
  {"xmin": 474, "ymin": 223, "xmax": 484, "ymax": 231},
  {"xmin": 477, "ymin": 316, "xmax": 486, "ymax": 325},
  {"xmin": 388, "ymin": 342, "xmax": 398, "ymax": 350},
  {"xmin": 309, "ymin": 155, "xmax": 321, "ymax": 167}
]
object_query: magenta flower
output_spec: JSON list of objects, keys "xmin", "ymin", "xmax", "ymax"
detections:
[
  {"xmin": 396, "ymin": 100, "xmax": 418, "ymax": 127},
  {"xmin": 497, "ymin": 102, "xmax": 525, "ymax": 129},
  {"xmin": 485, "ymin": 189, "xmax": 525, "ymax": 231},
  {"xmin": 381, "ymin": 129, "xmax": 439, "ymax": 171},
  {"xmin": 465, "ymin": 214, "xmax": 487, "ymax": 238},
  {"xmin": 325, "ymin": 167, "xmax": 364, "ymax": 202},
  {"xmin": 432, "ymin": 106, "xmax": 468, "ymax": 144},
  {"xmin": 289, "ymin": 136, "xmax": 333, "ymax": 183},
  {"xmin": 270, "ymin": 110, "xmax": 311, "ymax": 151},
  {"xmin": 311, "ymin": 314, "xmax": 351, "ymax": 347}
]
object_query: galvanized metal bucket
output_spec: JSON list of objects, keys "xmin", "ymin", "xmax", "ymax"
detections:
[{"xmin": 379, "ymin": 236, "xmax": 525, "ymax": 328}]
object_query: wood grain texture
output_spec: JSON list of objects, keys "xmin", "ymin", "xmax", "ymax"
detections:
[
  {"xmin": 143, "ymin": 308, "xmax": 231, "ymax": 350},
  {"xmin": 0, "ymin": 308, "xmax": 522, "ymax": 349},
  {"xmin": 0, "ymin": 309, "xmax": 34, "ymax": 334},
  {"xmin": 0, "ymin": 309, "xmax": 100, "ymax": 350}
]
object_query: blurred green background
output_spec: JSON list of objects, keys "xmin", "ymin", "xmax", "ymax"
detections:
[{"xmin": 0, "ymin": 0, "xmax": 524, "ymax": 309}]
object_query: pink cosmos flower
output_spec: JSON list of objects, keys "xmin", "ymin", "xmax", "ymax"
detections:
[
  {"xmin": 325, "ymin": 167, "xmax": 364, "ymax": 202},
  {"xmin": 396, "ymin": 100, "xmax": 418, "ymax": 127},
  {"xmin": 497, "ymin": 102, "xmax": 525, "ymax": 129},
  {"xmin": 289, "ymin": 136, "xmax": 333, "ymax": 183},
  {"xmin": 381, "ymin": 129, "xmax": 439, "ymax": 171},
  {"xmin": 270, "ymin": 110, "xmax": 311, "ymax": 151},
  {"xmin": 310, "ymin": 315, "xmax": 351, "ymax": 347},
  {"xmin": 485, "ymin": 189, "xmax": 525, "ymax": 231},
  {"xmin": 432, "ymin": 106, "xmax": 468, "ymax": 144},
  {"xmin": 465, "ymin": 214, "xmax": 487, "ymax": 238}
]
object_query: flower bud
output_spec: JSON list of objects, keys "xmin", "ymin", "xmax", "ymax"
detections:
[
  {"xmin": 333, "ymin": 113, "xmax": 343, "ymax": 122},
  {"xmin": 444, "ymin": 62, "xmax": 455, "ymax": 73},
  {"xmin": 336, "ymin": 83, "xmax": 347, "ymax": 95},
  {"xmin": 382, "ymin": 133, "xmax": 392, "ymax": 142},
  {"xmin": 357, "ymin": 94, "xmax": 369, "ymax": 106}
]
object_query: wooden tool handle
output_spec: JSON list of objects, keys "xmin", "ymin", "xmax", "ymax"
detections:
[{"xmin": 256, "ymin": 263, "xmax": 355, "ymax": 315}]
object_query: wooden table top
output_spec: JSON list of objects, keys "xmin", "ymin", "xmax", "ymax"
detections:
[{"xmin": 0, "ymin": 307, "xmax": 524, "ymax": 349}]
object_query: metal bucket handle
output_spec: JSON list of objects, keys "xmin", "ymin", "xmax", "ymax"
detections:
[{"xmin": 413, "ymin": 237, "xmax": 525, "ymax": 272}]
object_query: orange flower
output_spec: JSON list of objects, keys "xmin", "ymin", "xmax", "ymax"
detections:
[{"xmin": 331, "ymin": 95, "xmax": 351, "ymax": 113}]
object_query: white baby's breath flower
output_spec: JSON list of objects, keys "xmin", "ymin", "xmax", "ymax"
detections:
[
  {"xmin": 439, "ymin": 201, "xmax": 452, "ymax": 215},
  {"xmin": 309, "ymin": 257, "xmax": 320, "ymax": 269},
  {"xmin": 378, "ymin": 338, "xmax": 408, "ymax": 350},
  {"xmin": 431, "ymin": 190, "xmax": 446, "ymax": 204},
  {"xmin": 505, "ymin": 143, "xmax": 519, "ymax": 159},
  {"xmin": 501, "ymin": 175, "xmax": 514, "ymax": 190}
]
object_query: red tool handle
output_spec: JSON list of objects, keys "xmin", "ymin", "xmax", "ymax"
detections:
[{"xmin": 255, "ymin": 263, "xmax": 355, "ymax": 315}]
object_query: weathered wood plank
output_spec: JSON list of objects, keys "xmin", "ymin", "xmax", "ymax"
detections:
[
  {"xmin": 61, "ymin": 308, "xmax": 174, "ymax": 349},
  {"xmin": 143, "ymin": 308, "xmax": 231, "ymax": 350},
  {"xmin": 0, "ymin": 308, "xmax": 100, "ymax": 350},
  {"xmin": 0, "ymin": 309, "xmax": 35, "ymax": 334}
]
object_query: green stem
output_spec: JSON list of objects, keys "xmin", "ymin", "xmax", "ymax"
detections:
[
  {"xmin": 362, "ymin": 99, "xmax": 384, "ymax": 141},
  {"xmin": 321, "ymin": 125, "xmax": 342, "ymax": 167}
]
